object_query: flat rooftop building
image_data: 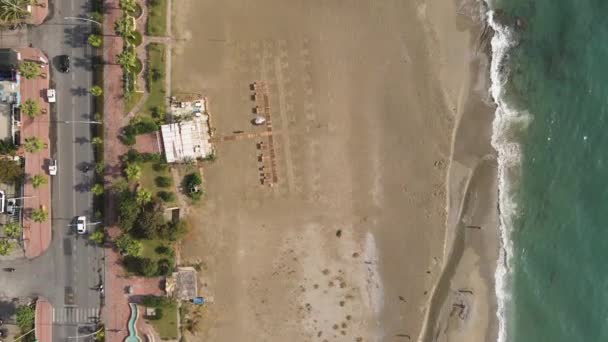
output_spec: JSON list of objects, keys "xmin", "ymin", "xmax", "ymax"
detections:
[{"xmin": 160, "ymin": 117, "xmax": 212, "ymax": 163}]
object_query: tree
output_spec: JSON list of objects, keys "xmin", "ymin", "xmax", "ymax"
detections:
[
  {"xmin": 156, "ymin": 258, "xmax": 174, "ymax": 276},
  {"xmin": 30, "ymin": 174, "xmax": 47, "ymax": 188},
  {"xmin": 119, "ymin": 0, "xmax": 136, "ymax": 13},
  {"xmin": 0, "ymin": 0, "xmax": 31, "ymax": 24},
  {"xmin": 87, "ymin": 34, "xmax": 102, "ymax": 48},
  {"xmin": 0, "ymin": 138, "xmax": 17, "ymax": 155},
  {"xmin": 183, "ymin": 172, "xmax": 203, "ymax": 200},
  {"xmin": 124, "ymin": 163, "xmax": 141, "ymax": 182},
  {"xmin": 118, "ymin": 190, "xmax": 139, "ymax": 231},
  {"xmin": 157, "ymin": 191, "xmax": 175, "ymax": 202},
  {"xmin": 89, "ymin": 85, "xmax": 103, "ymax": 97},
  {"xmin": 140, "ymin": 257, "xmax": 158, "ymax": 277},
  {"xmin": 0, "ymin": 159, "xmax": 23, "ymax": 184},
  {"xmin": 20, "ymin": 99, "xmax": 40, "ymax": 118},
  {"xmin": 31, "ymin": 207, "xmax": 48, "ymax": 222},
  {"xmin": 3, "ymin": 222, "xmax": 21, "ymax": 239},
  {"xmin": 95, "ymin": 161, "xmax": 105, "ymax": 175},
  {"xmin": 116, "ymin": 46, "xmax": 137, "ymax": 70},
  {"xmin": 91, "ymin": 137, "xmax": 103, "ymax": 145},
  {"xmin": 23, "ymin": 137, "xmax": 44, "ymax": 153},
  {"xmin": 0, "ymin": 240, "xmax": 14, "ymax": 255},
  {"xmin": 116, "ymin": 234, "xmax": 142, "ymax": 256},
  {"xmin": 15, "ymin": 305, "xmax": 35, "ymax": 331},
  {"xmin": 89, "ymin": 228, "xmax": 105, "ymax": 245},
  {"xmin": 91, "ymin": 183, "xmax": 104, "ymax": 195},
  {"xmin": 17, "ymin": 61, "xmax": 40, "ymax": 79},
  {"xmin": 135, "ymin": 188, "xmax": 152, "ymax": 205},
  {"xmin": 133, "ymin": 208, "xmax": 165, "ymax": 238}
]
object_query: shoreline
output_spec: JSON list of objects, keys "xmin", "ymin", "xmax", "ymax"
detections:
[{"xmin": 416, "ymin": 0, "xmax": 501, "ymax": 341}]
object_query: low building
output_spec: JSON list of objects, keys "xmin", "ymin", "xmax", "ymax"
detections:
[
  {"xmin": 160, "ymin": 118, "xmax": 212, "ymax": 163},
  {"xmin": 166, "ymin": 267, "xmax": 198, "ymax": 301}
]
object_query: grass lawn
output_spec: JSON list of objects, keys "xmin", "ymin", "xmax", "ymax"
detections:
[
  {"xmin": 140, "ymin": 238, "xmax": 166, "ymax": 261},
  {"xmin": 146, "ymin": 0, "xmax": 167, "ymax": 36},
  {"xmin": 124, "ymin": 91, "xmax": 143, "ymax": 114},
  {"xmin": 139, "ymin": 162, "xmax": 178, "ymax": 207},
  {"xmin": 139, "ymin": 43, "xmax": 166, "ymax": 122},
  {"xmin": 148, "ymin": 301, "xmax": 178, "ymax": 339}
]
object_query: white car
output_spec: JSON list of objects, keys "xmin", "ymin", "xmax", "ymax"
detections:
[
  {"xmin": 0, "ymin": 191, "xmax": 4, "ymax": 213},
  {"xmin": 76, "ymin": 216, "xmax": 87, "ymax": 234},
  {"xmin": 46, "ymin": 89, "xmax": 56, "ymax": 103},
  {"xmin": 49, "ymin": 159, "xmax": 57, "ymax": 176}
]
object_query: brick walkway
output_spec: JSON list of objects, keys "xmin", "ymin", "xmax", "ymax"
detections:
[
  {"xmin": 17, "ymin": 48, "xmax": 52, "ymax": 259},
  {"xmin": 102, "ymin": 2, "xmax": 167, "ymax": 341},
  {"xmin": 34, "ymin": 297, "xmax": 52, "ymax": 342}
]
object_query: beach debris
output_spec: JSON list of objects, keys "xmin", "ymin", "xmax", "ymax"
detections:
[
  {"xmin": 322, "ymin": 269, "xmax": 330, "ymax": 275},
  {"xmin": 336, "ymin": 229, "xmax": 342, "ymax": 237},
  {"xmin": 352, "ymin": 252, "xmax": 359, "ymax": 258},
  {"xmin": 398, "ymin": 296, "xmax": 406, "ymax": 303},
  {"xmin": 466, "ymin": 225, "xmax": 482, "ymax": 230},
  {"xmin": 458, "ymin": 289, "xmax": 474, "ymax": 295},
  {"xmin": 395, "ymin": 334, "xmax": 411, "ymax": 339}
]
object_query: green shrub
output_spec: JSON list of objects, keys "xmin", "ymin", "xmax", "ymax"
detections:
[
  {"xmin": 15, "ymin": 305, "xmax": 35, "ymax": 331},
  {"xmin": 156, "ymin": 258, "xmax": 174, "ymax": 276},
  {"xmin": 142, "ymin": 295, "xmax": 168, "ymax": 307},
  {"xmin": 116, "ymin": 234, "xmax": 142, "ymax": 256},
  {"xmin": 155, "ymin": 175, "xmax": 172, "ymax": 187},
  {"xmin": 155, "ymin": 245, "xmax": 173, "ymax": 255},
  {"xmin": 157, "ymin": 191, "xmax": 176, "ymax": 202},
  {"xmin": 0, "ymin": 138, "xmax": 17, "ymax": 155}
]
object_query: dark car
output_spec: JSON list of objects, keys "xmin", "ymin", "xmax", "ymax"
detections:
[{"xmin": 58, "ymin": 55, "xmax": 70, "ymax": 73}]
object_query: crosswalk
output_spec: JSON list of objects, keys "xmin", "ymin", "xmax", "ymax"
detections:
[{"xmin": 53, "ymin": 307, "xmax": 99, "ymax": 324}]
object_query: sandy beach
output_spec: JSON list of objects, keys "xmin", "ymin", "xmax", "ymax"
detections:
[{"xmin": 171, "ymin": 0, "xmax": 498, "ymax": 341}]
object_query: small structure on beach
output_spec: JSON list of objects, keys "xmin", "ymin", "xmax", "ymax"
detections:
[
  {"xmin": 161, "ymin": 97, "xmax": 213, "ymax": 163},
  {"xmin": 166, "ymin": 267, "xmax": 198, "ymax": 301}
]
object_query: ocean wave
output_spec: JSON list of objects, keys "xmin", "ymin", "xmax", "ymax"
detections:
[{"xmin": 486, "ymin": 8, "xmax": 531, "ymax": 342}]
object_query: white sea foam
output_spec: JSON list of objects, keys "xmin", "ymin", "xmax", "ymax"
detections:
[{"xmin": 486, "ymin": 9, "xmax": 531, "ymax": 342}]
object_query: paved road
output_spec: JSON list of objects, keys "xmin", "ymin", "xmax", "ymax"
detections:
[{"xmin": 26, "ymin": 0, "xmax": 103, "ymax": 340}]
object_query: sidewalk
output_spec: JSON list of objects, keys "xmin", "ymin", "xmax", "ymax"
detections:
[
  {"xmin": 34, "ymin": 297, "xmax": 52, "ymax": 342},
  {"xmin": 17, "ymin": 48, "xmax": 52, "ymax": 259}
]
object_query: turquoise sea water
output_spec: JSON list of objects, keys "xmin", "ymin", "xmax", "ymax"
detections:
[{"xmin": 490, "ymin": 0, "xmax": 608, "ymax": 341}]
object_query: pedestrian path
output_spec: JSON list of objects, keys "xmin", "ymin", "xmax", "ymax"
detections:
[{"xmin": 53, "ymin": 307, "xmax": 99, "ymax": 324}]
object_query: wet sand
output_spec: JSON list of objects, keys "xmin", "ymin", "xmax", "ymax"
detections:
[{"xmin": 171, "ymin": 0, "xmax": 497, "ymax": 341}]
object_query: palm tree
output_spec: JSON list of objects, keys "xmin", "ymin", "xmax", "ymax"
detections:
[
  {"xmin": 124, "ymin": 163, "xmax": 141, "ymax": 182},
  {"xmin": 91, "ymin": 183, "xmax": 104, "ymax": 195},
  {"xmin": 3, "ymin": 222, "xmax": 21, "ymax": 239},
  {"xmin": 21, "ymin": 98, "xmax": 39, "ymax": 118},
  {"xmin": 91, "ymin": 137, "xmax": 103, "ymax": 145},
  {"xmin": 89, "ymin": 85, "xmax": 103, "ymax": 97},
  {"xmin": 23, "ymin": 136, "xmax": 44, "ymax": 153},
  {"xmin": 135, "ymin": 188, "xmax": 152, "ymax": 205},
  {"xmin": 87, "ymin": 34, "xmax": 102, "ymax": 48},
  {"xmin": 0, "ymin": 0, "xmax": 31, "ymax": 25},
  {"xmin": 116, "ymin": 47, "xmax": 137, "ymax": 70},
  {"xmin": 30, "ymin": 174, "xmax": 46, "ymax": 188},
  {"xmin": 18, "ymin": 61, "xmax": 40, "ymax": 79},
  {"xmin": 31, "ymin": 207, "xmax": 48, "ymax": 223},
  {"xmin": 119, "ymin": 0, "xmax": 136, "ymax": 13}
]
